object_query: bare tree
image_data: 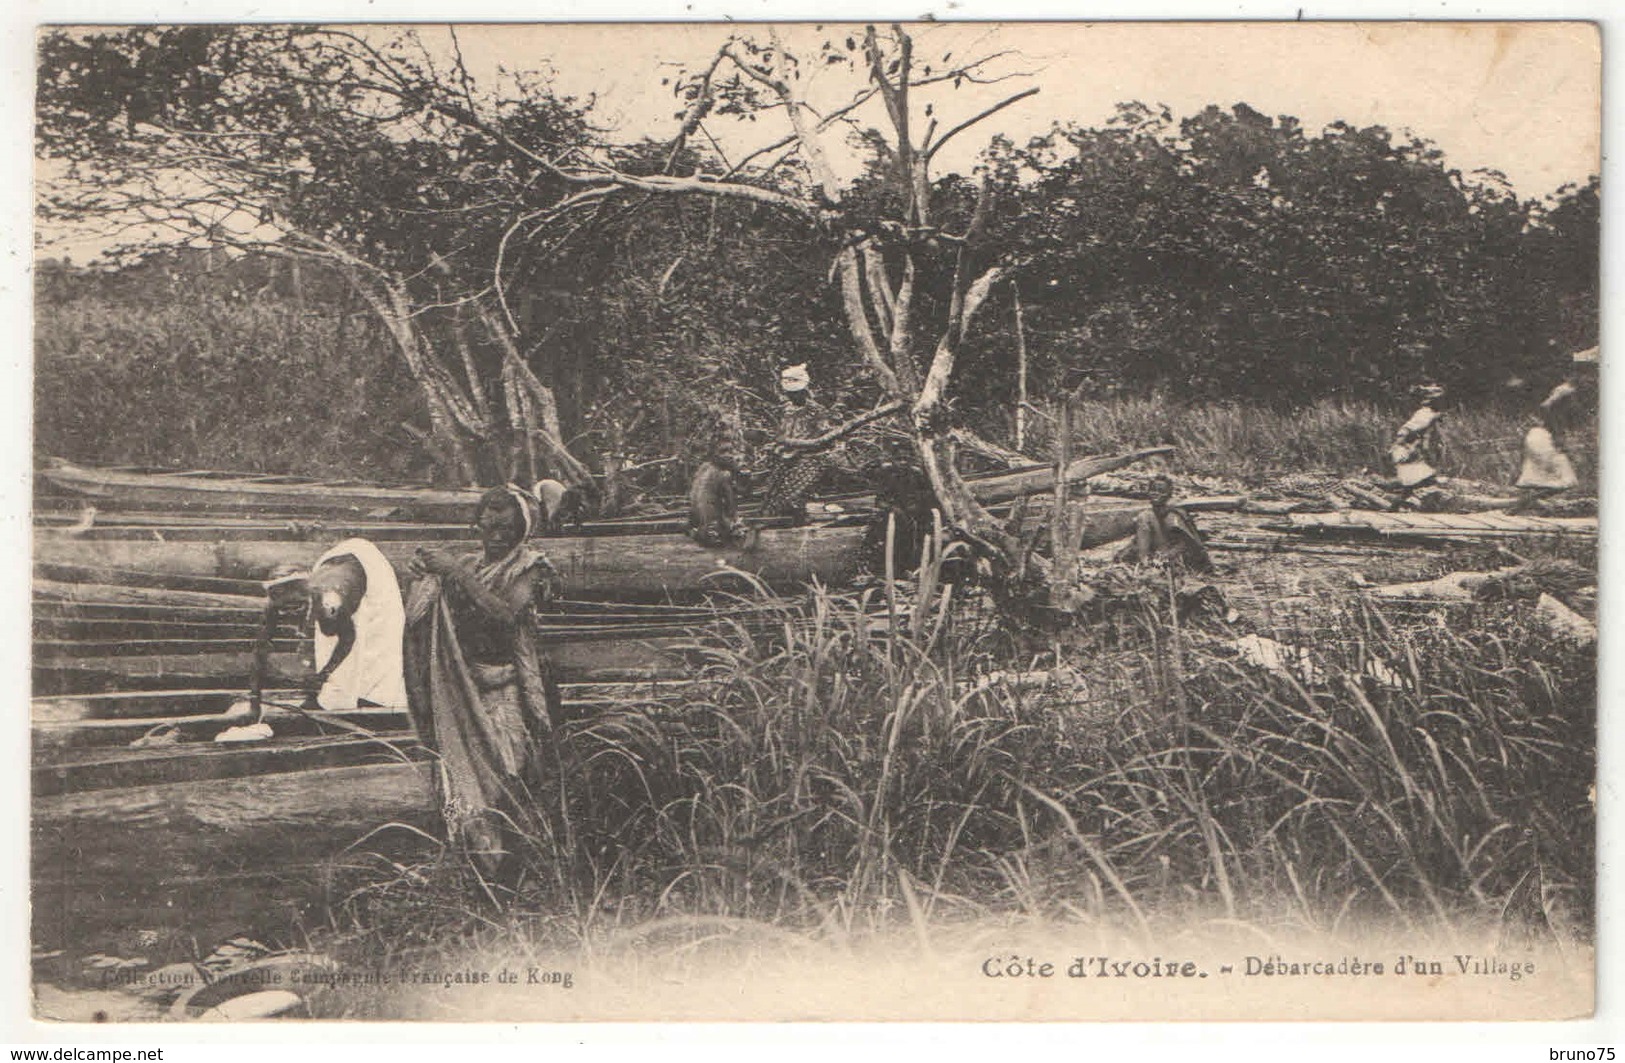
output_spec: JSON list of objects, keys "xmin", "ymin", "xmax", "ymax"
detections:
[
  {"xmin": 37, "ymin": 25, "xmax": 599, "ymax": 487},
  {"xmin": 40, "ymin": 24, "xmax": 1047, "ymax": 577},
  {"xmin": 499, "ymin": 24, "xmax": 1043, "ymax": 575}
]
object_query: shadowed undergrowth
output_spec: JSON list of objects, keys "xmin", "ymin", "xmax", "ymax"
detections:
[{"xmin": 321, "ymin": 550, "xmax": 1594, "ymax": 998}]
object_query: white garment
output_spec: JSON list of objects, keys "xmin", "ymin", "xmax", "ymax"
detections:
[
  {"xmin": 312, "ymin": 538, "xmax": 407, "ymax": 710},
  {"xmin": 1389, "ymin": 404, "xmax": 1441, "ymax": 487},
  {"xmin": 533, "ymin": 479, "xmax": 569, "ymax": 523},
  {"xmin": 1516, "ymin": 425, "xmax": 1578, "ymax": 491}
]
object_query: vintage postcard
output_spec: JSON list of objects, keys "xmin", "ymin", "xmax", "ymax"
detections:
[{"xmin": 26, "ymin": 19, "xmax": 1600, "ymax": 1024}]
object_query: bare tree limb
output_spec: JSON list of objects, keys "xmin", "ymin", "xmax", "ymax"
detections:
[
  {"xmin": 922, "ymin": 87, "xmax": 1040, "ymax": 162},
  {"xmin": 777, "ymin": 400, "xmax": 905, "ymax": 451}
]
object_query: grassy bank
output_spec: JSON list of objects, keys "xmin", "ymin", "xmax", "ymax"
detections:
[
  {"xmin": 34, "ymin": 294, "xmax": 425, "ymax": 482},
  {"xmin": 314, "ymin": 540, "xmax": 1595, "ymax": 1015},
  {"xmin": 35, "ymin": 299, "xmax": 1597, "ymax": 498},
  {"xmin": 1018, "ymin": 394, "xmax": 1598, "ymax": 490}
]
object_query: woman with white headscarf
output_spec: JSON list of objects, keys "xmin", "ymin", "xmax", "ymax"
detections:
[
  {"xmin": 1388, "ymin": 383, "xmax": 1447, "ymax": 508},
  {"xmin": 761, "ymin": 362, "xmax": 836, "ymax": 521},
  {"xmin": 306, "ymin": 538, "xmax": 407, "ymax": 711},
  {"xmin": 403, "ymin": 484, "xmax": 563, "ymax": 878}
]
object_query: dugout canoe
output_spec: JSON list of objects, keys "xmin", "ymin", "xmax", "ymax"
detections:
[
  {"xmin": 39, "ymin": 459, "xmax": 486, "ymax": 520},
  {"xmin": 37, "ymin": 447, "xmax": 1170, "ymax": 524},
  {"xmin": 34, "ymin": 523, "xmax": 875, "ymax": 599},
  {"xmin": 32, "ymin": 636, "xmax": 701, "ymax": 696},
  {"xmin": 33, "ymin": 495, "xmax": 1165, "ymax": 596}
]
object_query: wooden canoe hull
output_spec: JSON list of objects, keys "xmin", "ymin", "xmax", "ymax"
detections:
[
  {"xmin": 33, "ymin": 635, "xmax": 699, "ymax": 695},
  {"xmin": 40, "ymin": 459, "xmax": 484, "ymax": 519},
  {"xmin": 35, "ymin": 524, "xmax": 873, "ymax": 600},
  {"xmin": 32, "ymin": 762, "xmax": 437, "ymax": 961}
]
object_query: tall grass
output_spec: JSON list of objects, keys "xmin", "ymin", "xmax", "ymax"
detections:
[
  {"xmin": 1016, "ymin": 393, "xmax": 1598, "ymax": 490},
  {"xmin": 35, "ymin": 294, "xmax": 424, "ymax": 481},
  {"xmin": 329, "ymin": 554, "xmax": 1593, "ymax": 968}
]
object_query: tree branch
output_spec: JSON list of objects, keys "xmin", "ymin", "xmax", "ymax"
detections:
[
  {"xmin": 923, "ymin": 87, "xmax": 1040, "ymax": 162},
  {"xmin": 777, "ymin": 400, "xmax": 904, "ymax": 451}
]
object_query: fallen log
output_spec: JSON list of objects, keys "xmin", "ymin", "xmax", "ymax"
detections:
[
  {"xmin": 35, "ymin": 524, "xmax": 871, "ymax": 600},
  {"xmin": 1369, "ymin": 569, "xmax": 1518, "ymax": 603},
  {"xmin": 1534, "ymin": 593, "xmax": 1597, "ymax": 647},
  {"xmin": 966, "ymin": 447, "xmax": 1175, "ymax": 506}
]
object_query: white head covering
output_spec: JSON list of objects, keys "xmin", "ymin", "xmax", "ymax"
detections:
[
  {"xmin": 311, "ymin": 539, "xmax": 407, "ymax": 710},
  {"xmin": 780, "ymin": 363, "xmax": 811, "ymax": 393}
]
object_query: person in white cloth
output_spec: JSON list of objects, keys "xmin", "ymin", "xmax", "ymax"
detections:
[
  {"xmin": 1512, "ymin": 380, "xmax": 1581, "ymax": 513},
  {"xmin": 305, "ymin": 538, "xmax": 408, "ymax": 710},
  {"xmin": 1387, "ymin": 383, "xmax": 1447, "ymax": 509},
  {"xmin": 216, "ymin": 537, "xmax": 406, "ymax": 743}
]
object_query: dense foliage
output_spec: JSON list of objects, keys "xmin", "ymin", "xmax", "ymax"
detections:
[{"xmin": 35, "ymin": 27, "xmax": 1596, "ymax": 482}]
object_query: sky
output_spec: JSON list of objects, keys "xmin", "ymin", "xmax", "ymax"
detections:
[
  {"xmin": 34, "ymin": 20, "xmax": 1601, "ymax": 262},
  {"xmin": 437, "ymin": 21, "xmax": 1600, "ymax": 198}
]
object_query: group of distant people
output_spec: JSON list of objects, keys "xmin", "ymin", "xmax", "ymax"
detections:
[
  {"xmin": 684, "ymin": 361, "xmax": 852, "ymax": 548},
  {"xmin": 1388, "ymin": 354, "xmax": 1591, "ymax": 512}
]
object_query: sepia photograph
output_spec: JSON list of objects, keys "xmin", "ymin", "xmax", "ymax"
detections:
[{"xmin": 26, "ymin": 19, "xmax": 1601, "ymax": 1023}]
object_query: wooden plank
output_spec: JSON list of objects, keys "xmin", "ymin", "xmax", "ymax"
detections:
[
  {"xmin": 33, "ymin": 616, "xmax": 302, "ymax": 641},
  {"xmin": 40, "ymin": 459, "xmax": 486, "ymax": 519},
  {"xmin": 33, "ymin": 688, "xmax": 296, "ymax": 722},
  {"xmin": 32, "ymin": 683, "xmax": 704, "ymax": 750},
  {"xmin": 32, "ymin": 599, "xmax": 268, "ymax": 623},
  {"xmin": 1281, "ymin": 509, "xmax": 1598, "ymax": 541},
  {"xmin": 34, "ymin": 637, "xmax": 306, "ymax": 659},
  {"xmin": 40, "ymin": 522, "xmax": 480, "ymax": 543},
  {"xmin": 33, "ymin": 637, "xmax": 694, "ymax": 695},
  {"xmin": 33, "ymin": 704, "xmax": 414, "ymax": 752},
  {"xmin": 34, "ymin": 678, "xmax": 697, "ymax": 723},
  {"xmin": 34, "ymin": 562, "xmax": 266, "ymax": 597},
  {"xmin": 35, "ymin": 494, "xmax": 381, "ymax": 519},
  {"xmin": 33, "ymin": 733, "xmax": 429, "ymax": 797},
  {"xmin": 32, "ymin": 651, "xmax": 311, "ymax": 695}
]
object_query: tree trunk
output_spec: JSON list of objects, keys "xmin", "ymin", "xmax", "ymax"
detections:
[{"xmin": 350, "ymin": 276, "xmax": 479, "ymax": 484}]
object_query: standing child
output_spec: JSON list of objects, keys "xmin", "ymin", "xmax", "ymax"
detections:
[{"xmin": 1388, "ymin": 383, "xmax": 1447, "ymax": 509}]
